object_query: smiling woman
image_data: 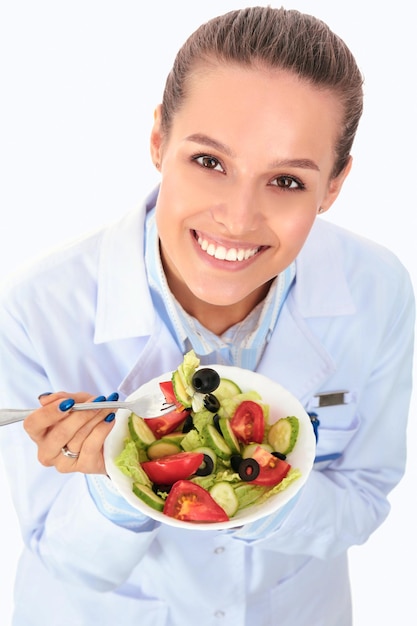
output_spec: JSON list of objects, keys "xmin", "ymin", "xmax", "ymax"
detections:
[{"xmin": 0, "ymin": 3, "xmax": 415, "ymax": 626}]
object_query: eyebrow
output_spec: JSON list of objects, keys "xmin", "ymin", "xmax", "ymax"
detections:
[{"xmin": 185, "ymin": 133, "xmax": 320, "ymax": 172}]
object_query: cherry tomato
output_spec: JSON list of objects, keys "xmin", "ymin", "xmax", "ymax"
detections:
[
  {"xmin": 230, "ymin": 400, "xmax": 265, "ymax": 444},
  {"xmin": 163, "ymin": 480, "xmax": 229, "ymax": 522},
  {"xmin": 144, "ymin": 407, "xmax": 190, "ymax": 438},
  {"xmin": 250, "ymin": 446, "xmax": 291, "ymax": 486},
  {"xmin": 141, "ymin": 452, "xmax": 204, "ymax": 484}
]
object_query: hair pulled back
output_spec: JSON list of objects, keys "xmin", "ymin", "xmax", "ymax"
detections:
[{"xmin": 161, "ymin": 6, "xmax": 363, "ymax": 177}]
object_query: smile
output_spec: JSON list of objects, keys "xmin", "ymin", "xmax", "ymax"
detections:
[{"xmin": 194, "ymin": 231, "xmax": 262, "ymax": 262}]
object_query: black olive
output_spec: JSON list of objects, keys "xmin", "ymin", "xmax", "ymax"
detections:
[
  {"xmin": 152, "ymin": 484, "xmax": 171, "ymax": 495},
  {"xmin": 230, "ymin": 454, "xmax": 243, "ymax": 472},
  {"xmin": 271, "ymin": 450, "xmax": 287, "ymax": 461},
  {"xmin": 203, "ymin": 393, "xmax": 220, "ymax": 413},
  {"xmin": 213, "ymin": 414, "xmax": 222, "ymax": 434},
  {"xmin": 238, "ymin": 458, "xmax": 260, "ymax": 481},
  {"xmin": 194, "ymin": 453, "xmax": 215, "ymax": 476},
  {"xmin": 191, "ymin": 368, "xmax": 221, "ymax": 393},
  {"xmin": 181, "ymin": 413, "xmax": 194, "ymax": 433}
]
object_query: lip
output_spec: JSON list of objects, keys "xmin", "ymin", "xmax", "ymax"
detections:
[{"xmin": 191, "ymin": 229, "xmax": 267, "ymax": 266}]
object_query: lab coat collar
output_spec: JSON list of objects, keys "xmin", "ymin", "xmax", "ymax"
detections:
[
  {"xmin": 94, "ymin": 188, "xmax": 159, "ymax": 344},
  {"xmin": 94, "ymin": 189, "xmax": 355, "ymax": 346}
]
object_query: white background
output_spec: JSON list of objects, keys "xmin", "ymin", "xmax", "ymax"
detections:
[{"xmin": 0, "ymin": 1, "xmax": 416, "ymax": 624}]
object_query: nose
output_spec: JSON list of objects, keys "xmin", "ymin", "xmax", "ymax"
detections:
[{"xmin": 210, "ymin": 184, "xmax": 262, "ymax": 236}]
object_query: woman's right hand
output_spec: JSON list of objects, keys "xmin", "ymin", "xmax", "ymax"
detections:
[{"xmin": 23, "ymin": 391, "xmax": 118, "ymax": 474}]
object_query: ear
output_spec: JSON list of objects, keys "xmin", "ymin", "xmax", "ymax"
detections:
[
  {"xmin": 320, "ymin": 156, "xmax": 353, "ymax": 213},
  {"xmin": 150, "ymin": 104, "xmax": 164, "ymax": 169}
]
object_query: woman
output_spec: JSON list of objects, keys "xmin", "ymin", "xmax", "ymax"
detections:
[{"xmin": 0, "ymin": 6, "xmax": 414, "ymax": 625}]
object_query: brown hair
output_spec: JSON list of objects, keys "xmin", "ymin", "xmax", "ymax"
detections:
[{"xmin": 161, "ymin": 6, "xmax": 364, "ymax": 177}]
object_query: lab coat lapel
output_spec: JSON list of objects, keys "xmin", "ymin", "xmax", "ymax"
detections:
[
  {"xmin": 256, "ymin": 299, "xmax": 336, "ymax": 406},
  {"xmin": 118, "ymin": 316, "xmax": 184, "ymax": 397},
  {"xmin": 257, "ymin": 219, "xmax": 356, "ymax": 406}
]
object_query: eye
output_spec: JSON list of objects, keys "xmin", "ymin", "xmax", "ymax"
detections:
[
  {"xmin": 193, "ymin": 154, "xmax": 225, "ymax": 173},
  {"xmin": 270, "ymin": 175, "xmax": 305, "ymax": 190}
]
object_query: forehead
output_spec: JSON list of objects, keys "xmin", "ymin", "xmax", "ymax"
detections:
[{"xmin": 171, "ymin": 63, "xmax": 342, "ymax": 161}]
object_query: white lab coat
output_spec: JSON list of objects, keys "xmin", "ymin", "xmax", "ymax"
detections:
[{"xmin": 0, "ymin": 188, "xmax": 414, "ymax": 625}]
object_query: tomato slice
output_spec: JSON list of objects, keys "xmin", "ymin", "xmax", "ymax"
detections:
[
  {"xmin": 230, "ymin": 400, "xmax": 265, "ymax": 444},
  {"xmin": 163, "ymin": 480, "xmax": 229, "ymax": 522},
  {"xmin": 141, "ymin": 452, "xmax": 204, "ymax": 485},
  {"xmin": 250, "ymin": 446, "xmax": 291, "ymax": 486},
  {"xmin": 144, "ymin": 407, "xmax": 190, "ymax": 438},
  {"xmin": 159, "ymin": 380, "xmax": 179, "ymax": 406}
]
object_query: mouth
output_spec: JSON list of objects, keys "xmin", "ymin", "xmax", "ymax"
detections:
[{"xmin": 193, "ymin": 230, "xmax": 264, "ymax": 262}]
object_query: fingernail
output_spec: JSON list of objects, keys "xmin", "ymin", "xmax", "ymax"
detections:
[
  {"xmin": 93, "ymin": 395, "xmax": 106, "ymax": 402},
  {"xmin": 38, "ymin": 392, "xmax": 52, "ymax": 399},
  {"xmin": 59, "ymin": 398, "xmax": 75, "ymax": 412},
  {"xmin": 104, "ymin": 412, "xmax": 115, "ymax": 423},
  {"xmin": 106, "ymin": 392, "xmax": 119, "ymax": 401}
]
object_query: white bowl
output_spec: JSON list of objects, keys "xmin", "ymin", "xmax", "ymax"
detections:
[{"xmin": 104, "ymin": 365, "xmax": 316, "ymax": 530}]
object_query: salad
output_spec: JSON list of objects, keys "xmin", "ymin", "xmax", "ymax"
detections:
[{"xmin": 115, "ymin": 350, "xmax": 302, "ymax": 523}]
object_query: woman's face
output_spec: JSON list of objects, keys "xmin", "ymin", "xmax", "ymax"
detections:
[{"xmin": 151, "ymin": 64, "xmax": 350, "ymax": 328}]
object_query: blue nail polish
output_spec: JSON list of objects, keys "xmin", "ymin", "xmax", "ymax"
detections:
[
  {"xmin": 38, "ymin": 392, "xmax": 53, "ymax": 399},
  {"xmin": 104, "ymin": 412, "xmax": 115, "ymax": 423},
  {"xmin": 59, "ymin": 398, "xmax": 75, "ymax": 412},
  {"xmin": 93, "ymin": 395, "xmax": 106, "ymax": 402},
  {"xmin": 106, "ymin": 392, "xmax": 119, "ymax": 401}
]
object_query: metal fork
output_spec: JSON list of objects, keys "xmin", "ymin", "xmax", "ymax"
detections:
[{"xmin": 0, "ymin": 391, "xmax": 176, "ymax": 426}]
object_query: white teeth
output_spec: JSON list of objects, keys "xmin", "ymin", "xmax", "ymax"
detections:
[
  {"xmin": 214, "ymin": 246, "xmax": 227, "ymax": 260},
  {"xmin": 197, "ymin": 235, "xmax": 259, "ymax": 262},
  {"xmin": 225, "ymin": 248, "xmax": 237, "ymax": 261}
]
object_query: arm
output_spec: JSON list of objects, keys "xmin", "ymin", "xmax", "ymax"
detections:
[
  {"xmin": 231, "ymin": 267, "xmax": 415, "ymax": 556},
  {"xmin": 0, "ymin": 298, "xmax": 160, "ymax": 591}
]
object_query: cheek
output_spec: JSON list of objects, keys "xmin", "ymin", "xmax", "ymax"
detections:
[{"xmin": 272, "ymin": 210, "xmax": 317, "ymax": 251}]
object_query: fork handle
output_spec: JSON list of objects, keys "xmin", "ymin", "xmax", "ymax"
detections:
[
  {"xmin": 0, "ymin": 401, "xmax": 125, "ymax": 427},
  {"xmin": 0, "ymin": 409, "xmax": 33, "ymax": 426}
]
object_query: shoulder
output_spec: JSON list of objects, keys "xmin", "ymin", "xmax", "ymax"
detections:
[
  {"xmin": 307, "ymin": 219, "xmax": 413, "ymax": 293},
  {"xmin": 0, "ymin": 228, "xmax": 104, "ymax": 307}
]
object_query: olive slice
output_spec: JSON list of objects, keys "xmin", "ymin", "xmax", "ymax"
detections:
[
  {"xmin": 182, "ymin": 413, "xmax": 195, "ymax": 433},
  {"xmin": 191, "ymin": 368, "xmax": 221, "ymax": 393},
  {"xmin": 194, "ymin": 453, "xmax": 215, "ymax": 476},
  {"xmin": 238, "ymin": 458, "xmax": 260, "ymax": 482},
  {"xmin": 271, "ymin": 450, "xmax": 287, "ymax": 461},
  {"xmin": 203, "ymin": 393, "xmax": 220, "ymax": 413},
  {"xmin": 230, "ymin": 453, "xmax": 243, "ymax": 472},
  {"xmin": 213, "ymin": 414, "xmax": 222, "ymax": 434}
]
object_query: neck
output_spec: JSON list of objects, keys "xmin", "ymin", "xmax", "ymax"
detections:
[{"xmin": 164, "ymin": 269, "xmax": 271, "ymax": 335}]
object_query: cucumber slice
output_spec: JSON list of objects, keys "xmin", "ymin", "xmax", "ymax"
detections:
[
  {"xmin": 202, "ymin": 424, "xmax": 231, "ymax": 460},
  {"xmin": 146, "ymin": 440, "xmax": 182, "ymax": 460},
  {"xmin": 242, "ymin": 442, "xmax": 273, "ymax": 458},
  {"xmin": 209, "ymin": 482, "xmax": 238, "ymax": 517},
  {"xmin": 161, "ymin": 431, "xmax": 185, "ymax": 445},
  {"xmin": 128, "ymin": 413, "xmax": 156, "ymax": 449},
  {"xmin": 267, "ymin": 416, "xmax": 299, "ymax": 455},
  {"xmin": 132, "ymin": 483, "xmax": 165, "ymax": 512},
  {"xmin": 172, "ymin": 370, "xmax": 192, "ymax": 408},
  {"xmin": 219, "ymin": 417, "xmax": 241, "ymax": 455},
  {"xmin": 215, "ymin": 378, "xmax": 242, "ymax": 401}
]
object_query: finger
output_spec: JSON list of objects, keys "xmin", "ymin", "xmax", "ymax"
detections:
[
  {"xmin": 24, "ymin": 391, "xmax": 92, "ymax": 433},
  {"xmin": 55, "ymin": 418, "xmax": 115, "ymax": 474},
  {"xmin": 52, "ymin": 406, "xmax": 115, "ymax": 464}
]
